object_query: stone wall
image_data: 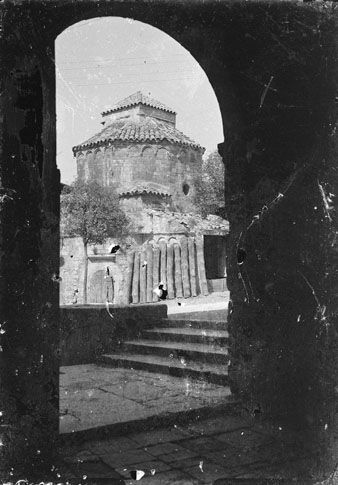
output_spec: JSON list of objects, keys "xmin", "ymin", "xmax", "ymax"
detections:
[
  {"xmin": 60, "ymin": 213, "xmax": 228, "ymax": 305},
  {"xmin": 76, "ymin": 141, "xmax": 202, "ymax": 213},
  {"xmin": 60, "ymin": 303, "xmax": 167, "ymax": 366},
  {"xmin": 103, "ymin": 104, "xmax": 176, "ymax": 125},
  {"xmin": 60, "ymin": 236, "xmax": 129, "ymax": 305}
]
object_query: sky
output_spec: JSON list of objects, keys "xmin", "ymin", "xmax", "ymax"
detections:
[{"xmin": 55, "ymin": 17, "xmax": 223, "ymax": 184}]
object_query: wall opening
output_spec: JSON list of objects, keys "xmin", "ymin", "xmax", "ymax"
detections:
[
  {"xmin": 56, "ymin": 15, "xmax": 229, "ymax": 438},
  {"xmin": 56, "ymin": 16, "xmax": 225, "ymax": 307},
  {"xmin": 204, "ymin": 235, "xmax": 227, "ymax": 292}
]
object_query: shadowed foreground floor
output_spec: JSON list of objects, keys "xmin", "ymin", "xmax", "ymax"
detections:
[{"xmin": 58, "ymin": 364, "xmax": 325, "ymax": 484}]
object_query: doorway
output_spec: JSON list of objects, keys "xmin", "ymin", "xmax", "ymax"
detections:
[{"xmin": 204, "ymin": 235, "xmax": 227, "ymax": 291}]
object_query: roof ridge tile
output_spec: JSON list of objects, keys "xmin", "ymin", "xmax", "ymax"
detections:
[{"xmin": 101, "ymin": 91, "xmax": 176, "ymax": 116}]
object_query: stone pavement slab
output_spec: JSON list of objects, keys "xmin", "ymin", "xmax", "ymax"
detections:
[
  {"xmin": 130, "ymin": 427, "xmax": 194, "ymax": 445},
  {"xmin": 60, "ymin": 364, "xmax": 233, "ymax": 435},
  {"xmin": 186, "ymin": 415, "xmax": 254, "ymax": 436},
  {"xmin": 185, "ymin": 461, "xmax": 232, "ymax": 484},
  {"xmin": 57, "ymin": 413, "xmax": 320, "ymax": 484},
  {"xmin": 163, "ymin": 291, "xmax": 229, "ymax": 316},
  {"xmin": 122, "ymin": 469, "xmax": 198, "ymax": 485},
  {"xmin": 216, "ymin": 428, "xmax": 274, "ymax": 449}
]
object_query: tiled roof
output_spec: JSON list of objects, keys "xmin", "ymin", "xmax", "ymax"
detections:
[
  {"xmin": 102, "ymin": 91, "xmax": 176, "ymax": 116},
  {"xmin": 118, "ymin": 182, "xmax": 171, "ymax": 197},
  {"xmin": 73, "ymin": 117, "xmax": 203, "ymax": 152}
]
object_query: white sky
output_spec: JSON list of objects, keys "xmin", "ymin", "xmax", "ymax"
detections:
[{"xmin": 55, "ymin": 17, "xmax": 223, "ymax": 184}]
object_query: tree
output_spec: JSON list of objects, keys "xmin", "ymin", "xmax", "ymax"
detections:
[
  {"xmin": 61, "ymin": 180, "xmax": 128, "ymax": 303},
  {"xmin": 195, "ymin": 150, "xmax": 227, "ymax": 218}
]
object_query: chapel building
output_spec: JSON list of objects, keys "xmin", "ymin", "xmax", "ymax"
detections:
[{"xmin": 60, "ymin": 92, "xmax": 228, "ymax": 305}]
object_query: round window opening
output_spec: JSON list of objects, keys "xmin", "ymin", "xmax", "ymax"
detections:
[{"xmin": 183, "ymin": 183, "xmax": 190, "ymax": 195}]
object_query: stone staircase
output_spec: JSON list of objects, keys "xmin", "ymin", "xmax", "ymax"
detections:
[{"xmin": 99, "ymin": 308, "xmax": 230, "ymax": 387}]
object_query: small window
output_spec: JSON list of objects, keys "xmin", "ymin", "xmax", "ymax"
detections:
[
  {"xmin": 142, "ymin": 146, "xmax": 153, "ymax": 158},
  {"xmin": 183, "ymin": 183, "xmax": 190, "ymax": 195},
  {"xmin": 157, "ymin": 147, "xmax": 168, "ymax": 159}
]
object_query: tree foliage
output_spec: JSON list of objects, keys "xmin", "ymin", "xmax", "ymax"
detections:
[
  {"xmin": 61, "ymin": 180, "xmax": 129, "ymax": 304},
  {"xmin": 61, "ymin": 180, "xmax": 128, "ymax": 244},
  {"xmin": 195, "ymin": 150, "xmax": 227, "ymax": 218}
]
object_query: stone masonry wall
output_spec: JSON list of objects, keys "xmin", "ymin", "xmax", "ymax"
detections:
[
  {"xmin": 60, "ymin": 304, "xmax": 167, "ymax": 366},
  {"xmin": 60, "ymin": 236, "xmax": 129, "ymax": 305},
  {"xmin": 76, "ymin": 141, "xmax": 202, "ymax": 213}
]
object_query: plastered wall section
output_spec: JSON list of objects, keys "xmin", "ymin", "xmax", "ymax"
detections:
[{"xmin": 60, "ymin": 236, "xmax": 128, "ymax": 305}]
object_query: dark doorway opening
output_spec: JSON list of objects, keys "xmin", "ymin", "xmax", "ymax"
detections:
[{"xmin": 204, "ymin": 235, "xmax": 227, "ymax": 291}]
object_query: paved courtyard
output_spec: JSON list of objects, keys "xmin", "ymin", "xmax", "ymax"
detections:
[
  {"xmin": 58, "ymin": 412, "xmax": 324, "ymax": 484},
  {"xmin": 58, "ymin": 364, "xmax": 328, "ymax": 484},
  {"xmin": 58, "ymin": 294, "xmax": 335, "ymax": 483},
  {"xmin": 60, "ymin": 365, "xmax": 234, "ymax": 435}
]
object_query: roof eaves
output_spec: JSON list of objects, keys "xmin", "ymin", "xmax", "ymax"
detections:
[
  {"xmin": 119, "ymin": 189, "xmax": 171, "ymax": 197},
  {"xmin": 101, "ymin": 102, "xmax": 176, "ymax": 117},
  {"xmin": 72, "ymin": 137, "xmax": 204, "ymax": 153}
]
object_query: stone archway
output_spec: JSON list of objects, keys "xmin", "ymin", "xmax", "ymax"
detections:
[{"xmin": 2, "ymin": 2, "xmax": 338, "ymax": 478}]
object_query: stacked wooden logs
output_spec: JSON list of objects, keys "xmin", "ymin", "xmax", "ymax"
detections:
[{"xmin": 125, "ymin": 236, "xmax": 208, "ymax": 304}]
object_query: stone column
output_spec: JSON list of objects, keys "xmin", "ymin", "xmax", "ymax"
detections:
[
  {"xmin": 159, "ymin": 239, "xmax": 167, "ymax": 289},
  {"xmin": 139, "ymin": 249, "xmax": 147, "ymax": 303},
  {"xmin": 181, "ymin": 236, "xmax": 191, "ymax": 298},
  {"xmin": 188, "ymin": 237, "xmax": 197, "ymax": 297},
  {"xmin": 123, "ymin": 250, "xmax": 134, "ymax": 304},
  {"xmin": 132, "ymin": 252, "xmax": 140, "ymax": 304},
  {"xmin": 152, "ymin": 247, "xmax": 160, "ymax": 302},
  {"xmin": 174, "ymin": 244, "xmax": 183, "ymax": 298},
  {"xmin": 166, "ymin": 243, "xmax": 175, "ymax": 299},
  {"xmin": 146, "ymin": 245, "xmax": 153, "ymax": 303}
]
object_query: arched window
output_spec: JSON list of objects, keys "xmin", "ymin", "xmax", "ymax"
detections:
[
  {"xmin": 142, "ymin": 146, "xmax": 153, "ymax": 158},
  {"xmin": 157, "ymin": 147, "xmax": 168, "ymax": 159}
]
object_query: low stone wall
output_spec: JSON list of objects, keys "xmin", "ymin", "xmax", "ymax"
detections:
[{"xmin": 60, "ymin": 303, "xmax": 167, "ymax": 366}]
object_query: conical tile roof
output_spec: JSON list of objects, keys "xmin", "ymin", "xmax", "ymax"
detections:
[{"xmin": 73, "ymin": 117, "xmax": 203, "ymax": 152}]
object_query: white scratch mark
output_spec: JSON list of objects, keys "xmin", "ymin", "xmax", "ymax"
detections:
[
  {"xmin": 260, "ymin": 75, "xmax": 274, "ymax": 108},
  {"xmin": 105, "ymin": 300, "xmax": 114, "ymax": 319},
  {"xmin": 238, "ymin": 271, "xmax": 250, "ymax": 302},
  {"xmin": 318, "ymin": 180, "xmax": 333, "ymax": 222},
  {"xmin": 134, "ymin": 470, "xmax": 145, "ymax": 480},
  {"xmin": 299, "ymin": 272, "xmax": 321, "ymax": 308}
]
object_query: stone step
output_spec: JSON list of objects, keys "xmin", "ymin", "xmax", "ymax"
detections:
[
  {"xmin": 157, "ymin": 318, "xmax": 228, "ymax": 330},
  {"xmin": 99, "ymin": 352, "xmax": 230, "ymax": 386},
  {"xmin": 167, "ymin": 309, "xmax": 228, "ymax": 321},
  {"xmin": 143, "ymin": 327, "xmax": 229, "ymax": 345},
  {"xmin": 122, "ymin": 339, "xmax": 229, "ymax": 364}
]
